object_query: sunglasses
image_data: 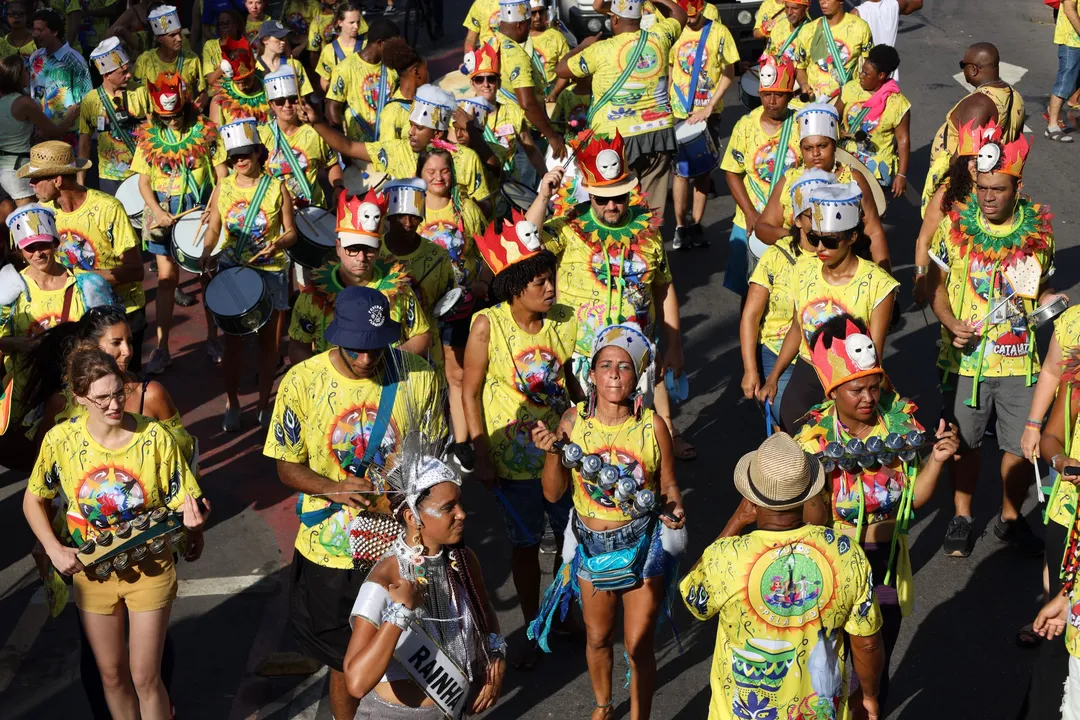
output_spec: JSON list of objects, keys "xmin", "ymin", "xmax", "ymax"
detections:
[
  {"xmin": 958, "ymin": 60, "xmax": 979, "ymax": 70},
  {"xmin": 806, "ymin": 231, "xmax": 847, "ymax": 250},
  {"xmin": 21, "ymin": 241, "xmax": 55, "ymax": 253},
  {"xmin": 472, "ymin": 75, "xmax": 497, "ymax": 86},
  {"xmin": 599, "ymin": 193, "xmax": 629, "ymax": 206},
  {"xmin": 343, "ymin": 244, "xmax": 377, "ymax": 257},
  {"xmin": 271, "ymin": 96, "xmax": 299, "ymax": 106},
  {"xmin": 27, "ymin": 175, "xmax": 59, "ymax": 185}
]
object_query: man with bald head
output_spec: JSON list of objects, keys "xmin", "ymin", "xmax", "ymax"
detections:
[{"xmin": 920, "ymin": 42, "xmax": 1026, "ymax": 214}]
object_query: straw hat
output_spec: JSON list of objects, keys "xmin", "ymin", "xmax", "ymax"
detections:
[
  {"xmin": 17, "ymin": 141, "xmax": 92, "ymax": 179},
  {"xmin": 733, "ymin": 433, "xmax": 825, "ymax": 511}
]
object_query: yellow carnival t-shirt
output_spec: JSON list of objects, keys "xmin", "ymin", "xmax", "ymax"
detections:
[
  {"xmin": 376, "ymin": 90, "xmax": 412, "ymax": 141},
  {"xmin": 544, "ymin": 206, "xmax": 672, "ymax": 357},
  {"xmin": 418, "ymin": 198, "xmax": 486, "ymax": 290},
  {"xmin": 754, "ymin": 0, "xmax": 786, "ymax": 36},
  {"xmin": 474, "ymin": 302, "xmax": 577, "ymax": 480},
  {"xmin": 463, "ymin": 0, "xmax": 501, "ymax": 46},
  {"xmin": 680, "ymin": 525, "xmax": 882, "ymax": 720},
  {"xmin": 216, "ymin": 174, "xmax": 289, "ymax": 272},
  {"xmin": 0, "ymin": 33, "xmax": 37, "ymax": 63},
  {"xmin": 308, "ymin": 8, "xmax": 367, "ymax": 54},
  {"xmin": 840, "ymin": 80, "xmax": 911, "ymax": 184},
  {"xmin": 201, "ymin": 38, "xmax": 223, "ymax": 78},
  {"xmin": 50, "ymin": 190, "xmax": 145, "ymax": 314},
  {"xmin": 316, "ymin": 37, "xmax": 361, "ymax": 81},
  {"xmin": 748, "ymin": 241, "xmax": 800, "ymax": 355},
  {"xmin": 130, "ymin": 120, "xmax": 218, "ymax": 202},
  {"xmin": 65, "ymin": 0, "xmax": 120, "ymax": 55},
  {"xmin": 530, "ymin": 28, "xmax": 570, "ymax": 90},
  {"xmin": 259, "ymin": 122, "xmax": 334, "ymax": 209},
  {"xmin": 1046, "ymin": 308, "xmax": 1080, "ymax": 526},
  {"xmin": 289, "ymin": 261, "xmax": 430, "ymax": 354},
  {"xmin": 78, "ymin": 85, "xmax": 152, "ymax": 182},
  {"xmin": 765, "ymin": 16, "xmax": 807, "ymax": 66},
  {"xmin": 551, "ymin": 89, "xmax": 589, "ymax": 138},
  {"xmin": 282, "ymin": 0, "xmax": 318, "ymax": 40},
  {"xmin": 326, "ymin": 54, "xmax": 399, "ymax": 142},
  {"xmin": 720, "ymin": 106, "xmax": 802, "ymax": 228},
  {"xmin": 1056, "ymin": 0, "xmax": 1080, "ymax": 48},
  {"xmin": 378, "ymin": 239, "xmax": 455, "ymax": 367},
  {"xmin": 795, "ymin": 14, "xmax": 874, "ymax": 100},
  {"xmin": 499, "ymin": 32, "xmax": 546, "ymax": 109},
  {"xmin": 570, "ymin": 17, "xmax": 682, "ymax": 137},
  {"xmin": 669, "ymin": 20, "xmax": 739, "ymax": 119},
  {"xmin": 30, "ymin": 414, "xmax": 202, "ymax": 547},
  {"xmin": 263, "ymin": 350, "xmax": 441, "ymax": 568},
  {"xmin": 366, "ymin": 139, "xmax": 492, "ymax": 203},
  {"xmin": 569, "ymin": 405, "xmax": 660, "ymax": 521},
  {"xmin": 133, "ymin": 48, "xmax": 207, "ymax": 97},
  {"xmin": 791, "ymin": 253, "xmax": 898, "ymax": 361},
  {"xmin": 483, "ymin": 100, "xmax": 528, "ymax": 169}
]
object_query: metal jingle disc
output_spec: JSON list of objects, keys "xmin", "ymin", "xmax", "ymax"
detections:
[
  {"xmin": 885, "ymin": 432, "xmax": 905, "ymax": 451},
  {"xmin": 131, "ymin": 545, "xmax": 149, "ymax": 561},
  {"xmin": 865, "ymin": 436, "xmax": 885, "ymax": 454},
  {"xmin": 561, "ymin": 443, "xmax": 584, "ymax": 468},
  {"xmin": 898, "ymin": 449, "xmax": 917, "ymax": 463},
  {"xmin": 133, "ymin": 514, "xmax": 151, "ymax": 531},
  {"xmin": 94, "ymin": 561, "xmax": 113, "ymax": 578},
  {"xmin": 906, "ymin": 430, "xmax": 926, "ymax": 448},
  {"xmin": 113, "ymin": 552, "xmax": 131, "ymax": 571},
  {"xmin": 79, "ymin": 539, "xmax": 97, "ymax": 555},
  {"xmin": 580, "ymin": 455, "xmax": 603, "ymax": 480},
  {"xmin": 838, "ymin": 457, "xmax": 857, "ymax": 471},
  {"xmin": 149, "ymin": 536, "xmax": 168, "ymax": 554},
  {"xmin": 598, "ymin": 465, "xmax": 619, "ymax": 491},
  {"xmin": 877, "ymin": 451, "xmax": 896, "ymax": 466},
  {"xmin": 857, "ymin": 455, "xmax": 878, "ymax": 469},
  {"xmin": 115, "ymin": 522, "xmax": 132, "ymax": 539},
  {"xmin": 822, "ymin": 459, "xmax": 837, "ymax": 473},
  {"xmin": 96, "ymin": 530, "xmax": 114, "ymax": 547},
  {"xmin": 845, "ymin": 438, "xmax": 866, "ymax": 455},
  {"xmin": 150, "ymin": 507, "xmax": 169, "ymax": 524},
  {"xmin": 825, "ymin": 442, "xmax": 845, "ymax": 459}
]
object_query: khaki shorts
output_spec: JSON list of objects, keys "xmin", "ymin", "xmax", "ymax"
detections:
[{"xmin": 73, "ymin": 555, "xmax": 178, "ymax": 615}]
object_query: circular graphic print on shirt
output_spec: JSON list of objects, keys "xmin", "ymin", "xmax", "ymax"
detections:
[
  {"xmin": 420, "ymin": 219, "xmax": 467, "ymax": 282},
  {"xmin": 675, "ymin": 39, "xmax": 708, "ymax": 75},
  {"xmin": 224, "ymin": 202, "xmax": 270, "ymax": 261},
  {"xmin": 617, "ymin": 37, "xmax": 662, "ymax": 82},
  {"xmin": 77, "ymin": 465, "xmax": 148, "ymax": 529},
  {"xmin": 327, "ymin": 403, "xmax": 400, "ymax": 478},
  {"xmin": 799, "ymin": 296, "xmax": 853, "ymax": 345},
  {"xmin": 513, "ymin": 345, "xmax": 564, "ymax": 406},
  {"xmin": 56, "ymin": 230, "xmax": 99, "ymax": 272},
  {"xmin": 589, "ymin": 246, "xmax": 649, "ymax": 310},
  {"xmin": 752, "ymin": 142, "xmax": 799, "ymax": 186},
  {"xmin": 747, "ymin": 541, "xmax": 835, "ymax": 628}
]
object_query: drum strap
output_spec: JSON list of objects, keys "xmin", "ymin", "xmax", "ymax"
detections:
[
  {"xmin": 587, "ymin": 30, "xmax": 649, "ymax": 126},
  {"xmin": 819, "ymin": 18, "xmax": 849, "ymax": 89},
  {"xmin": 331, "ymin": 38, "xmax": 360, "ymax": 63},
  {"xmin": 346, "ymin": 64, "xmax": 388, "ymax": 141},
  {"xmin": 679, "ymin": 20, "xmax": 712, "ymax": 116},
  {"xmin": 97, "ymin": 87, "xmax": 137, "ymax": 155},
  {"xmin": 269, "ymin": 123, "xmax": 314, "ymax": 201},
  {"xmin": 849, "ymin": 103, "xmax": 872, "ymax": 135},
  {"xmin": 524, "ymin": 36, "xmax": 551, "ymax": 96},
  {"xmin": 776, "ymin": 20, "xmax": 804, "ymax": 59},
  {"xmin": 233, "ymin": 174, "xmax": 273, "ymax": 261},
  {"xmin": 749, "ymin": 111, "xmax": 794, "ymax": 208}
]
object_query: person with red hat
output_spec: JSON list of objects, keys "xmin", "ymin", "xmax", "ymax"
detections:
[{"xmin": 209, "ymin": 36, "xmax": 269, "ymax": 129}]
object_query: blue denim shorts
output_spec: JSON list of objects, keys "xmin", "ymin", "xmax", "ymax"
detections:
[
  {"xmin": 573, "ymin": 513, "xmax": 665, "ymax": 583},
  {"xmin": 1054, "ymin": 44, "xmax": 1080, "ymax": 99},
  {"xmin": 496, "ymin": 478, "xmax": 573, "ymax": 548}
]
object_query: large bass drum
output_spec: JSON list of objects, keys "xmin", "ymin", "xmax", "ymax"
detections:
[
  {"xmin": 289, "ymin": 207, "xmax": 336, "ymax": 268},
  {"xmin": 204, "ymin": 267, "xmax": 272, "ymax": 336},
  {"xmin": 171, "ymin": 214, "xmax": 224, "ymax": 274}
]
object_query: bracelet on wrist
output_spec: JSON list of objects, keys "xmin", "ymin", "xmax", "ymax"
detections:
[
  {"xmin": 487, "ymin": 632, "xmax": 507, "ymax": 658},
  {"xmin": 914, "ymin": 265, "xmax": 929, "ymax": 277},
  {"xmin": 1026, "ymin": 418, "xmax": 1044, "ymax": 430},
  {"xmin": 382, "ymin": 601, "xmax": 417, "ymax": 630},
  {"xmin": 896, "ymin": 173, "xmax": 907, "ymax": 179}
]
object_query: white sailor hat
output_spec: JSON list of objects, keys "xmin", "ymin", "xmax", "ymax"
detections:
[
  {"xmin": 791, "ymin": 169, "xmax": 837, "ymax": 219},
  {"xmin": 90, "ymin": 37, "xmax": 129, "ymax": 76},
  {"xmin": 148, "ymin": 5, "xmax": 181, "ymax": 36},
  {"xmin": 221, "ymin": 118, "xmax": 262, "ymax": 156},
  {"xmin": 807, "ymin": 182, "xmax": 863, "ymax": 234},
  {"xmin": 796, "ymin": 102, "xmax": 840, "ymax": 142},
  {"xmin": 264, "ymin": 66, "xmax": 299, "ymax": 101},
  {"xmin": 457, "ymin": 96, "xmax": 495, "ymax": 128},
  {"xmin": 409, "ymin": 84, "xmax": 455, "ymax": 131},
  {"xmin": 6, "ymin": 203, "xmax": 59, "ymax": 249},
  {"xmin": 384, "ymin": 178, "xmax": 427, "ymax": 218},
  {"xmin": 499, "ymin": 0, "xmax": 529, "ymax": 22},
  {"xmin": 610, "ymin": 0, "xmax": 643, "ymax": 19}
]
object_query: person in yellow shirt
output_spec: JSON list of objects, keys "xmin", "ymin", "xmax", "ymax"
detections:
[
  {"xmin": 262, "ymin": 66, "xmax": 342, "ymax": 210},
  {"xmin": 243, "ymin": 0, "xmax": 271, "ymax": 44},
  {"xmin": 720, "ymin": 55, "xmax": 800, "ymax": 295},
  {"xmin": 254, "ymin": 20, "xmax": 315, "ymax": 97},
  {"xmin": 314, "ymin": 2, "xmax": 366, "ymax": 93},
  {"xmin": 753, "ymin": 0, "xmax": 785, "ymax": 38},
  {"xmin": 202, "ymin": 118, "xmax": 298, "ymax": 430},
  {"xmin": 0, "ymin": 1, "xmax": 36, "ymax": 64},
  {"xmin": 210, "ymin": 36, "xmax": 269, "ymax": 126},
  {"xmin": 374, "ymin": 38, "xmax": 428, "ymax": 141},
  {"xmin": 80, "ymin": 39, "xmax": 151, "ymax": 196},
  {"xmin": 282, "ymin": 0, "xmax": 318, "ymax": 57},
  {"xmin": 764, "ymin": 0, "xmax": 810, "ymax": 66},
  {"xmin": 135, "ymin": 5, "xmax": 208, "ymax": 110},
  {"xmin": 66, "ymin": 0, "xmax": 124, "ymax": 56},
  {"xmin": 462, "ymin": 215, "xmax": 577, "ymax": 669},
  {"xmin": 557, "ymin": 0, "xmax": 687, "ymax": 227},
  {"xmin": 794, "ymin": 0, "xmax": 874, "ymax": 101},
  {"xmin": 669, "ymin": 0, "xmax": 737, "ymax": 251},
  {"xmin": 308, "ymin": 0, "xmax": 368, "ymax": 64},
  {"xmin": 549, "ymin": 74, "xmax": 590, "ymax": 137},
  {"xmin": 325, "ymin": 19, "xmax": 400, "ymax": 141},
  {"xmin": 527, "ymin": 0, "xmax": 569, "ymax": 97},
  {"xmin": 265, "ymin": 284, "xmax": 441, "ymax": 720},
  {"xmin": 462, "ymin": 0, "xmax": 501, "ymax": 53},
  {"xmin": 200, "ymin": 8, "xmax": 245, "ymax": 86},
  {"xmin": 289, "ymin": 188, "xmax": 431, "ymax": 362}
]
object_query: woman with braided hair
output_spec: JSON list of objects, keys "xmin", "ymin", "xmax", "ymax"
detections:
[{"xmin": 344, "ymin": 434, "xmax": 506, "ymax": 718}]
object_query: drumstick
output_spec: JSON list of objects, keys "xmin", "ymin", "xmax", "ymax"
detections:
[
  {"xmin": 560, "ymin": 128, "xmax": 594, "ymax": 171},
  {"xmin": 172, "ymin": 206, "xmax": 205, "ymax": 222}
]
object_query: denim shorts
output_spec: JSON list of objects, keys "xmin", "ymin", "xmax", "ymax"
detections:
[
  {"xmin": 438, "ymin": 315, "xmax": 471, "ymax": 348},
  {"xmin": 724, "ymin": 224, "xmax": 749, "ymax": 296},
  {"xmin": 760, "ymin": 346, "xmax": 794, "ymax": 427},
  {"xmin": 1054, "ymin": 44, "xmax": 1080, "ymax": 99},
  {"xmin": 573, "ymin": 513, "xmax": 665, "ymax": 583},
  {"xmin": 496, "ymin": 478, "xmax": 573, "ymax": 548},
  {"xmin": 219, "ymin": 260, "xmax": 291, "ymax": 312}
]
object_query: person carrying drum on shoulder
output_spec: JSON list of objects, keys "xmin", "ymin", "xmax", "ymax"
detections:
[
  {"xmin": 763, "ymin": 0, "xmax": 809, "ymax": 67},
  {"xmin": 24, "ymin": 142, "xmax": 147, "ymax": 374},
  {"xmin": 201, "ymin": 118, "xmax": 298, "ymax": 431},
  {"xmin": 668, "ymin": 0, "xmax": 738, "ymax": 251},
  {"xmin": 926, "ymin": 134, "xmax": 1066, "ymax": 561},
  {"xmin": 793, "ymin": 0, "xmax": 873, "ymax": 103},
  {"xmin": 134, "ymin": 6, "xmax": 208, "ymax": 112},
  {"xmin": 210, "ymin": 36, "xmax": 270, "ymax": 129},
  {"xmin": 720, "ymin": 55, "xmax": 800, "ymax": 295},
  {"xmin": 79, "ymin": 39, "xmax": 151, "ymax": 198},
  {"xmin": 132, "ymin": 72, "xmax": 218, "ymax": 373},
  {"xmin": 265, "ymin": 284, "xmax": 443, "ymax": 720},
  {"xmin": 324, "ymin": 18, "xmax": 402, "ymax": 142},
  {"xmin": 754, "ymin": 102, "xmax": 891, "ymax": 271}
]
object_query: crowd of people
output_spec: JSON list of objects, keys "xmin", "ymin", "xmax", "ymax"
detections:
[{"xmin": 3, "ymin": 0, "xmax": 1080, "ymax": 717}]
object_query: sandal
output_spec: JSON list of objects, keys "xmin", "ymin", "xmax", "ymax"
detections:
[
  {"xmin": 673, "ymin": 434, "xmax": 697, "ymax": 461},
  {"xmin": 1045, "ymin": 126, "xmax": 1074, "ymax": 143}
]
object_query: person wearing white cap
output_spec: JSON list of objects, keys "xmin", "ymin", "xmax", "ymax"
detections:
[
  {"xmin": 527, "ymin": 0, "xmax": 569, "ymax": 97},
  {"xmin": 324, "ymin": 18, "xmax": 402, "ymax": 141},
  {"xmin": 261, "ymin": 66, "xmax": 343, "ymax": 211},
  {"xmin": 299, "ymin": 87, "xmax": 493, "ymax": 211},
  {"xmin": 378, "ymin": 178, "xmax": 454, "ymax": 371},
  {"xmin": 202, "ymin": 118, "xmax": 298, "ymax": 430},
  {"xmin": 494, "ymin": 0, "xmax": 567, "ymax": 163},
  {"xmin": 79, "ymin": 38, "xmax": 151, "ymax": 196},
  {"xmin": 754, "ymin": 102, "xmax": 890, "ymax": 270},
  {"xmin": 554, "ymin": 0, "xmax": 688, "ymax": 228},
  {"xmin": 26, "ymin": 9, "xmax": 91, "ymax": 123},
  {"xmin": 133, "ymin": 5, "xmax": 208, "ymax": 110},
  {"xmin": 758, "ymin": 182, "xmax": 898, "ymax": 431}
]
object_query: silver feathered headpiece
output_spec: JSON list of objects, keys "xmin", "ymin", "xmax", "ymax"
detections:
[{"xmin": 376, "ymin": 431, "xmax": 461, "ymax": 524}]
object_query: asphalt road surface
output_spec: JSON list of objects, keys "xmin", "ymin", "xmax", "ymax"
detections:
[{"xmin": 0, "ymin": 1, "xmax": 1074, "ymax": 718}]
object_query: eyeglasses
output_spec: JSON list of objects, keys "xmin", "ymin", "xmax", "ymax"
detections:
[
  {"xmin": 87, "ymin": 390, "xmax": 127, "ymax": 408},
  {"xmin": 270, "ymin": 96, "xmax": 298, "ymax": 106},
  {"xmin": 806, "ymin": 231, "xmax": 847, "ymax": 250},
  {"xmin": 343, "ymin": 244, "xmax": 377, "ymax": 257},
  {"xmin": 958, "ymin": 60, "xmax": 980, "ymax": 70},
  {"xmin": 27, "ymin": 175, "xmax": 59, "ymax": 186},
  {"xmin": 472, "ymin": 76, "xmax": 497, "ymax": 86}
]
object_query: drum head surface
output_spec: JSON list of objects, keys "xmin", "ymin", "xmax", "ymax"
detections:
[
  {"xmin": 296, "ymin": 208, "xmax": 336, "ymax": 249},
  {"xmin": 206, "ymin": 267, "xmax": 264, "ymax": 315},
  {"xmin": 502, "ymin": 181, "xmax": 538, "ymax": 211},
  {"xmin": 740, "ymin": 71, "xmax": 761, "ymax": 97},
  {"xmin": 116, "ymin": 176, "xmax": 145, "ymax": 217},
  {"xmin": 748, "ymin": 232, "xmax": 770, "ymax": 259},
  {"xmin": 433, "ymin": 287, "xmax": 464, "ymax": 317},
  {"xmin": 675, "ymin": 120, "xmax": 707, "ymax": 143},
  {"xmin": 172, "ymin": 215, "xmax": 224, "ymax": 257}
]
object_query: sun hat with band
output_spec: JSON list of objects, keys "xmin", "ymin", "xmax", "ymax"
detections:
[
  {"xmin": 589, "ymin": 323, "xmax": 655, "ymax": 414},
  {"xmin": 576, "ymin": 131, "xmax": 639, "ymax": 197},
  {"xmin": 734, "ymin": 432, "xmax": 826, "ymax": 511},
  {"xmin": 337, "ymin": 188, "xmax": 388, "ymax": 250},
  {"xmin": 17, "ymin": 141, "xmax": 92, "ymax": 179},
  {"xmin": 324, "ymin": 285, "xmax": 402, "ymax": 351}
]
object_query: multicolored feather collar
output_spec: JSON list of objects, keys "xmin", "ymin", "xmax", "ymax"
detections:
[
  {"xmin": 948, "ymin": 197, "xmax": 1053, "ymax": 268},
  {"xmin": 213, "ymin": 78, "xmax": 269, "ymax": 124},
  {"xmin": 135, "ymin": 118, "xmax": 218, "ymax": 170},
  {"xmin": 308, "ymin": 259, "xmax": 410, "ymax": 313},
  {"xmin": 568, "ymin": 188, "xmax": 659, "ymax": 251}
]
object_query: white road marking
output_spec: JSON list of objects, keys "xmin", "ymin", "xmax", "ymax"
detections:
[{"xmin": 252, "ymin": 666, "xmax": 327, "ymax": 720}]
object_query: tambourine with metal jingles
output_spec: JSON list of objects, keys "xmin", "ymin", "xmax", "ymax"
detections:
[
  {"xmin": 1029, "ymin": 295, "xmax": 1070, "ymax": 326},
  {"xmin": 815, "ymin": 431, "xmax": 932, "ymax": 473},
  {"xmin": 548, "ymin": 440, "xmax": 678, "ymax": 522},
  {"xmin": 76, "ymin": 508, "xmax": 186, "ymax": 579}
]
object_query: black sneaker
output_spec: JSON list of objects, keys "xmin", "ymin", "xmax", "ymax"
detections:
[
  {"xmin": 672, "ymin": 226, "xmax": 690, "ymax": 251},
  {"xmin": 690, "ymin": 223, "xmax": 710, "ymax": 248},
  {"xmin": 943, "ymin": 515, "xmax": 975, "ymax": 557},
  {"xmin": 174, "ymin": 287, "xmax": 197, "ymax": 307},
  {"xmin": 994, "ymin": 514, "xmax": 1045, "ymax": 557}
]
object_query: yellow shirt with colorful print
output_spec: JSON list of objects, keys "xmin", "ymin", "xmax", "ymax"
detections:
[
  {"xmin": 365, "ymin": 139, "xmax": 492, "ymax": 203},
  {"xmin": 669, "ymin": 19, "xmax": 739, "ymax": 119},
  {"xmin": 795, "ymin": 14, "xmax": 874, "ymax": 100},
  {"xmin": 259, "ymin": 122, "xmax": 334, "ymax": 209},
  {"xmin": 499, "ymin": 31, "xmax": 546, "ymax": 110},
  {"xmin": 748, "ymin": 241, "xmax": 800, "ymax": 355},
  {"xmin": 130, "ymin": 118, "xmax": 219, "ymax": 204},
  {"xmin": 66, "ymin": 0, "xmax": 121, "ymax": 56},
  {"xmin": 262, "ymin": 349, "xmax": 441, "ymax": 569},
  {"xmin": 418, "ymin": 197, "xmax": 487, "ymax": 291},
  {"xmin": 569, "ymin": 405, "xmax": 660, "ymax": 521},
  {"xmin": 720, "ymin": 106, "xmax": 801, "ymax": 229},
  {"xmin": 463, "ymin": 0, "xmax": 501, "ymax": 46},
  {"xmin": 680, "ymin": 525, "xmax": 882, "ymax": 720},
  {"xmin": 215, "ymin": 174, "xmax": 289, "ymax": 272},
  {"xmin": 326, "ymin": 53, "xmax": 399, "ymax": 142},
  {"xmin": 78, "ymin": 85, "xmax": 152, "ymax": 182},
  {"xmin": 551, "ymin": 88, "xmax": 590, "ymax": 138},
  {"xmin": 308, "ymin": 6, "xmax": 367, "ymax": 54},
  {"xmin": 839, "ymin": 80, "xmax": 910, "ymax": 185},
  {"xmin": 315, "ymin": 36, "xmax": 362, "ymax": 83},
  {"xmin": 1056, "ymin": 0, "xmax": 1080, "ymax": 48},
  {"xmin": 29, "ymin": 414, "xmax": 202, "ymax": 548},
  {"xmin": 378, "ymin": 238, "xmax": 455, "ymax": 368},
  {"xmin": 764, "ymin": 15, "xmax": 808, "ymax": 66},
  {"xmin": 0, "ymin": 33, "xmax": 36, "ymax": 63},
  {"xmin": 754, "ymin": 0, "xmax": 786, "ymax": 37},
  {"xmin": 133, "ymin": 48, "xmax": 207, "ymax": 98},
  {"xmin": 530, "ymin": 28, "xmax": 570, "ymax": 91}
]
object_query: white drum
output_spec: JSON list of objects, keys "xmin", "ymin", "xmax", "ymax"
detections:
[
  {"xmin": 171, "ymin": 214, "xmax": 224, "ymax": 274},
  {"xmin": 748, "ymin": 231, "xmax": 770, "ymax": 259},
  {"xmin": 545, "ymin": 144, "xmax": 577, "ymax": 178},
  {"xmin": 342, "ymin": 161, "xmax": 387, "ymax": 194},
  {"xmin": 116, "ymin": 175, "xmax": 145, "ymax": 230}
]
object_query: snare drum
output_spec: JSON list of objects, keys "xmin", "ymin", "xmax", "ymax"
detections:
[
  {"xmin": 171, "ymin": 214, "xmax": 224, "ymax": 274},
  {"xmin": 501, "ymin": 181, "xmax": 538, "ymax": 215},
  {"xmin": 342, "ymin": 162, "xmax": 388, "ymax": 194},
  {"xmin": 289, "ymin": 207, "xmax": 336, "ymax": 268},
  {"xmin": 116, "ymin": 175, "xmax": 145, "ymax": 230},
  {"xmin": 748, "ymin": 232, "xmax": 770, "ymax": 260},
  {"xmin": 205, "ymin": 267, "xmax": 273, "ymax": 336},
  {"xmin": 674, "ymin": 120, "xmax": 719, "ymax": 178},
  {"xmin": 739, "ymin": 70, "xmax": 761, "ymax": 111}
]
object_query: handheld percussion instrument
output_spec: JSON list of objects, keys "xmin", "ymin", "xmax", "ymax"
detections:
[
  {"xmin": 77, "ymin": 508, "xmax": 185, "ymax": 579},
  {"xmin": 816, "ymin": 430, "xmax": 931, "ymax": 472},
  {"xmin": 1029, "ymin": 295, "xmax": 1070, "ymax": 326},
  {"xmin": 549, "ymin": 441, "xmax": 679, "ymax": 522}
]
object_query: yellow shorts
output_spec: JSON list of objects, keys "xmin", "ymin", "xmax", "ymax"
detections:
[{"xmin": 74, "ymin": 555, "xmax": 178, "ymax": 615}]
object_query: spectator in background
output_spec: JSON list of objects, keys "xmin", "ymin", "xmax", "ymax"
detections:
[
  {"xmin": 1046, "ymin": 0, "xmax": 1080, "ymax": 141},
  {"xmin": 853, "ymin": 0, "xmax": 922, "ymax": 83},
  {"xmin": 28, "ymin": 9, "xmax": 91, "ymax": 124},
  {"xmin": 0, "ymin": 2, "xmax": 36, "ymax": 67}
]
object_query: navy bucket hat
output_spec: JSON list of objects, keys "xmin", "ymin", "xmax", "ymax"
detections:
[{"xmin": 324, "ymin": 286, "xmax": 401, "ymax": 351}]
